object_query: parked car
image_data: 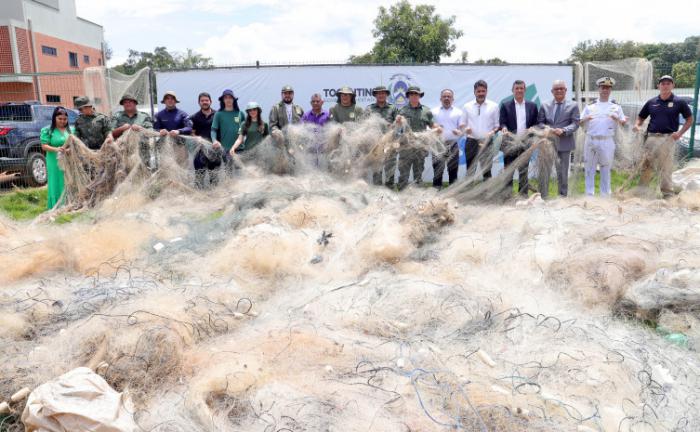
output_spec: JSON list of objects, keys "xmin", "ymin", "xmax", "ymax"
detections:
[{"xmin": 0, "ymin": 102, "xmax": 78, "ymax": 186}]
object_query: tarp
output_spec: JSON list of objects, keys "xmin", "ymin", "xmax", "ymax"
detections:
[{"xmin": 22, "ymin": 367, "xmax": 138, "ymax": 432}]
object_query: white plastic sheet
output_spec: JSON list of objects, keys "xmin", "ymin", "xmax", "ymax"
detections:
[{"xmin": 22, "ymin": 367, "xmax": 138, "ymax": 432}]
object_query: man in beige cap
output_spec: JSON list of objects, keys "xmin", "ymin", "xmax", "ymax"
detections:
[
  {"xmin": 110, "ymin": 94, "xmax": 153, "ymax": 139},
  {"xmin": 74, "ymin": 96, "xmax": 111, "ymax": 150},
  {"xmin": 154, "ymin": 91, "xmax": 192, "ymax": 137},
  {"xmin": 580, "ymin": 77, "xmax": 626, "ymax": 197},
  {"xmin": 329, "ymin": 86, "xmax": 364, "ymax": 123},
  {"xmin": 269, "ymin": 85, "xmax": 304, "ymax": 135}
]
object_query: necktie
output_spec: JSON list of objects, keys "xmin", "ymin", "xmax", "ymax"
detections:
[{"xmin": 553, "ymin": 102, "xmax": 562, "ymax": 124}]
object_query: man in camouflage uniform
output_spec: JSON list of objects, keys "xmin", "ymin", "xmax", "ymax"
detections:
[
  {"xmin": 110, "ymin": 94, "xmax": 153, "ymax": 139},
  {"xmin": 74, "ymin": 96, "xmax": 111, "ymax": 150},
  {"xmin": 269, "ymin": 85, "xmax": 304, "ymax": 134},
  {"xmin": 329, "ymin": 86, "xmax": 364, "ymax": 123},
  {"xmin": 365, "ymin": 85, "xmax": 399, "ymax": 186},
  {"xmin": 396, "ymin": 86, "xmax": 440, "ymax": 190}
]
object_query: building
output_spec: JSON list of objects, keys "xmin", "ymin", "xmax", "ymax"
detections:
[{"xmin": 0, "ymin": 0, "xmax": 104, "ymax": 105}]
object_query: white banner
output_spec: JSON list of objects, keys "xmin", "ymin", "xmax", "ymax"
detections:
[
  {"xmin": 156, "ymin": 64, "xmax": 572, "ymax": 116},
  {"xmin": 156, "ymin": 64, "xmax": 572, "ymax": 182}
]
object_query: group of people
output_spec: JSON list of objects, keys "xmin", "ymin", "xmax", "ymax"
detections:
[{"xmin": 39, "ymin": 74, "xmax": 694, "ymax": 209}]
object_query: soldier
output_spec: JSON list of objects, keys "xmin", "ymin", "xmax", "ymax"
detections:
[
  {"xmin": 580, "ymin": 77, "xmax": 627, "ymax": 197},
  {"xmin": 396, "ymin": 86, "xmax": 440, "ymax": 190},
  {"xmin": 366, "ymin": 85, "xmax": 399, "ymax": 186},
  {"xmin": 269, "ymin": 85, "xmax": 304, "ymax": 136},
  {"xmin": 329, "ymin": 86, "xmax": 364, "ymax": 123},
  {"xmin": 110, "ymin": 94, "xmax": 153, "ymax": 139},
  {"xmin": 73, "ymin": 96, "xmax": 111, "ymax": 150}
]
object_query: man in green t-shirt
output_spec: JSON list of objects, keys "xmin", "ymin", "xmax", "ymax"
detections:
[{"xmin": 211, "ymin": 89, "xmax": 245, "ymax": 152}]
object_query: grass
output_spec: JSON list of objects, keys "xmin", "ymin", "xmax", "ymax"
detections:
[{"xmin": 0, "ymin": 187, "xmax": 47, "ymax": 220}]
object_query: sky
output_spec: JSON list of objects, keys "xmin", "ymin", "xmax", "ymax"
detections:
[{"xmin": 74, "ymin": 0, "xmax": 700, "ymax": 67}]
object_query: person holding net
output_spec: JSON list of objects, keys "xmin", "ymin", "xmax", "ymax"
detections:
[
  {"xmin": 231, "ymin": 102, "xmax": 270, "ymax": 156},
  {"xmin": 329, "ymin": 86, "xmax": 364, "ymax": 124},
  {"xmin": 633, "ymin": 75, "xmax": 693, "ymax": 199},
  {"xmin": 365, "ymin": 85, "xmax": 399, "ymax": 186},
  {"xmin": 580, "ymin": 77, "xmax": 627, "ymax": 197},
  {"xmin": 460, "ymin": 80, "xmax": 500, "ymax": 181},
  {"xmin": 40, "ymin": 107, "xmax": 74, "ymax": 210},
  {"xmin": 110, "ymin": 94, "xmax": 153, "ymax": 139},
  {"xmin": 73, "ymin": 97, "xmax": 111, "ymax": 150}
]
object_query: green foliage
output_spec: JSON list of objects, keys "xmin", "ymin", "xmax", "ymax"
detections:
[
  {"xmin": 0, "ymin": 188, "xmax": 47, "ymax": 220},
  {"xmin": 672, "ymin": 61, "xmax": 699, "ymax": 88},
  {"xmin": 474, "ymin": 57, "xmax": 507, "ymax": 65},
  {"xmin": 113, "ymin": 46, "xmax": 213, "ymax": 74},
  {"xmin": 349, "ymin": 1, "xmax": 463, "ymax": 64}
]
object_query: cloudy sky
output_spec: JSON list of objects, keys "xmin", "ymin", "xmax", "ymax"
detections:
[{"xmin": 75, "ymin": 0, "xmax": 699, "ymax": 67}]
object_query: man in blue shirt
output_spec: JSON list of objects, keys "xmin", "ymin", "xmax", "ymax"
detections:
[
  {"xmin": 154, "ymin": 91, "xmax": 192, "ymax": 136},
  {"xmin": 634, "ymin": 75, "xmax": 693, "ymax": 198}
]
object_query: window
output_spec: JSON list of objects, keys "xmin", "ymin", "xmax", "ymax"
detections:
[
  {"xmin": 41, "ymin": 46, "xmax": 57, "ymax": 56},
  {"xmin": 46, "ymin": 95, "xmax": 61, "ymax": 103},
  {"xmin": 69, "ymin": 52, "xmax": 78, "ymax": 68},
  {"xmin": 83, "ymin": 55, "xmax": 90, "ymax": 64}
]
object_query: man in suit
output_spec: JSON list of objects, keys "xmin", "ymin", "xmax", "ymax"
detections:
[
  {"xmin": 499, "ymin": 80, "xmax": 539, "ymax": 196},
  {"xmin": 537, "ymin": 80, "xmax": 580, "ymax": 198}
]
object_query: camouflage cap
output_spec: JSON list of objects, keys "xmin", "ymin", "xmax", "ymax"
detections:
[
  {"xmin": 74, "ymin": 96, "xmax": 93, "ymax": 109},
  {"xmin": 658, "ymin": 74, "xmax": 674, "ymax": 84},
  {"xmin": 245, "ymin": 101, "xmax": 261, "ymax": 111},
  {"xmin": 281, "ymin": 85, "xmax": 294, "ymax": 93},
  {"xmin": 596, "ymin": 77, "xmax": 616, "ymax": 87},
  {"xmin": 161, "ymin": 91, "xmax": 180, "ymax": 103},
  {"xmin": 405, "ymin": 86, "xmax": 424, "ymax": 97},
  {"xmin": 119, "ymin": 93, "xmax": 139, "ymax": 105},
  {"xmin": 372, "ymin": 85, "xmax": 390, "ymax": 95},
  {"xmin": 337, "ymin": 86, "xmax": 354, "ymax": 95}
]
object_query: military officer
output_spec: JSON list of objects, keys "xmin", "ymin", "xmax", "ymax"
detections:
[
  {"xmin": 579, "ymin": 77, "xmax": 627, "ymax": 197},
  {"xmin": 329, "ymin": 86, "xmax": 364, "ymax": 123},
  {"xmin": 366, "ymin": 85, "xmax": 399, "ymax": 185},
  {"xmin": 74, "ymin": 96, "xmax": 111, "ymax": 150},
  {"xmin": 395, "ymin": 86, "xmax": 440, "ymax": 190},
  {"xmin": 269, "ymin": 85, "xmax": 304, "ymax": 135},
  {"xmin": 110, "ymin": 94, "xmax": 153, "ymax": 139}
]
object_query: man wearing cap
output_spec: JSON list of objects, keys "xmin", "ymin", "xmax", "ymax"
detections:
[
  {"xmin": 460, "ymin": 80, "xmax": 500, "ymax": 180},
  {"xmin": 329, "ymin": 86, "xmax": 364, "ymax": 123},
  {"xmin": 74, "ymin": 96, "xmax": 111, "ymax": 150},
  {"xmin": 269, "ymin": 85, "xmax": 304, "ymax": 134},
  {"xmin": 154, "ymin": 91, "xmax": 192, "ymax": 137},
  {"xmin": 537, "ymin": 80, "xmax": 580, "ymax": 198},
  {"xmin": 634, "ymin": 75, "xmax": 693, "ymax": 198},
  {"xmin": 499, "ymin": 80, "xmax": 539, "ymax": 196},
  {"xmin": 580, "ymin": 77, "xmax": 627, "ymax": 197},
  {"xmin": 110, "ymin": 94, "xmax": 153, "ymax": 139},
  {"xmin": 431, "ymin": 89, "xmax": 463, "ymax": 188},
  {"xmin": 396, "ymin": 85, "xmax": 440, "ymax": 190},
  {"xmin": 366, "ymin": 85, "xmax": 399, "ymax": 185}
]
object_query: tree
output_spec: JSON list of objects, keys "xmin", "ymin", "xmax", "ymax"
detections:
[
  {"xmin": 349, "ymin": 1, "xmax": 463, "ymax": 64},
  {"xmin": 113, "ymin": 47, "xmax": 213, "ymax": 74},
  {"xmin": 474, "ymin": 57, "xmax": 507, "ymax": 65},
  {"xmin": 569, "ymin": 39, "xmax": 643, "ymax": 62},
  {"xmin": 672, "ymin": 61, "xmax": 698, "ymax": 88}
]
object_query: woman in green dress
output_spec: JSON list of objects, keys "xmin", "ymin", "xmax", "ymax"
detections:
[
  {"xmin": 40, "ymin": 107, "xmax": 73, "ymax": 210},
  {"xmin": 231, "ymin": 102, "xmax": 269, "ymax": 155}
]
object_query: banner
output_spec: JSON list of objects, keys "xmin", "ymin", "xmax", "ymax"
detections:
[
  {"xmin": 156, "ymin": 64, "xmax": 572, "ymax": 115},
  {"xmin": 156, "ymin": 64, "xmax": 572, "ymax": 181}
]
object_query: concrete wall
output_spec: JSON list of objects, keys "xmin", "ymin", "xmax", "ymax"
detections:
[{"xmin": 23, "ymin": 0, "xmax": 104, "ymax": 51}]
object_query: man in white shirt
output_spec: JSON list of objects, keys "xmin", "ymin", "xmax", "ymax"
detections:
[
  {"xmin": 431, "ymin": 89, "xmax": 464, "ymax": 188},
  {"xmin": 460, "ymin": 80, "xmax": 500, "ymax": 179},
  {"xmin": 580, "ymin": 77, "xmax": 627, "ymax": 197}
]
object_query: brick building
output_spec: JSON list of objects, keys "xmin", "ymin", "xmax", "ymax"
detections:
[{"xmin": 0, "ymin": 0, "xmax": 104, "ymax": 105}]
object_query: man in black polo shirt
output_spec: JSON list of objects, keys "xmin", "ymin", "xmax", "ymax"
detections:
[
  {"xmin": 190, "ymin": 92, "xmax": 221, "ymax": 188},
  {"xmin": 634, "ymin": 75, "xmax": 693, "ymax": 198}
]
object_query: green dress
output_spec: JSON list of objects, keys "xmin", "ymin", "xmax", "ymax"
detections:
[{"xmin": 40, "ymin": 126, "xmax": 73, "ymax": 210}]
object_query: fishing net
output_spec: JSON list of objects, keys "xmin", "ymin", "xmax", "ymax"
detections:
[{"xmin": 1, "ymin": 113, "xmax": 699, "ymax": 431}]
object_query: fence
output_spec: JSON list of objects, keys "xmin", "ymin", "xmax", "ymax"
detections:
[{"xmin": 0, "ymin": 67, "xmax": 152, "ymax": 189}]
